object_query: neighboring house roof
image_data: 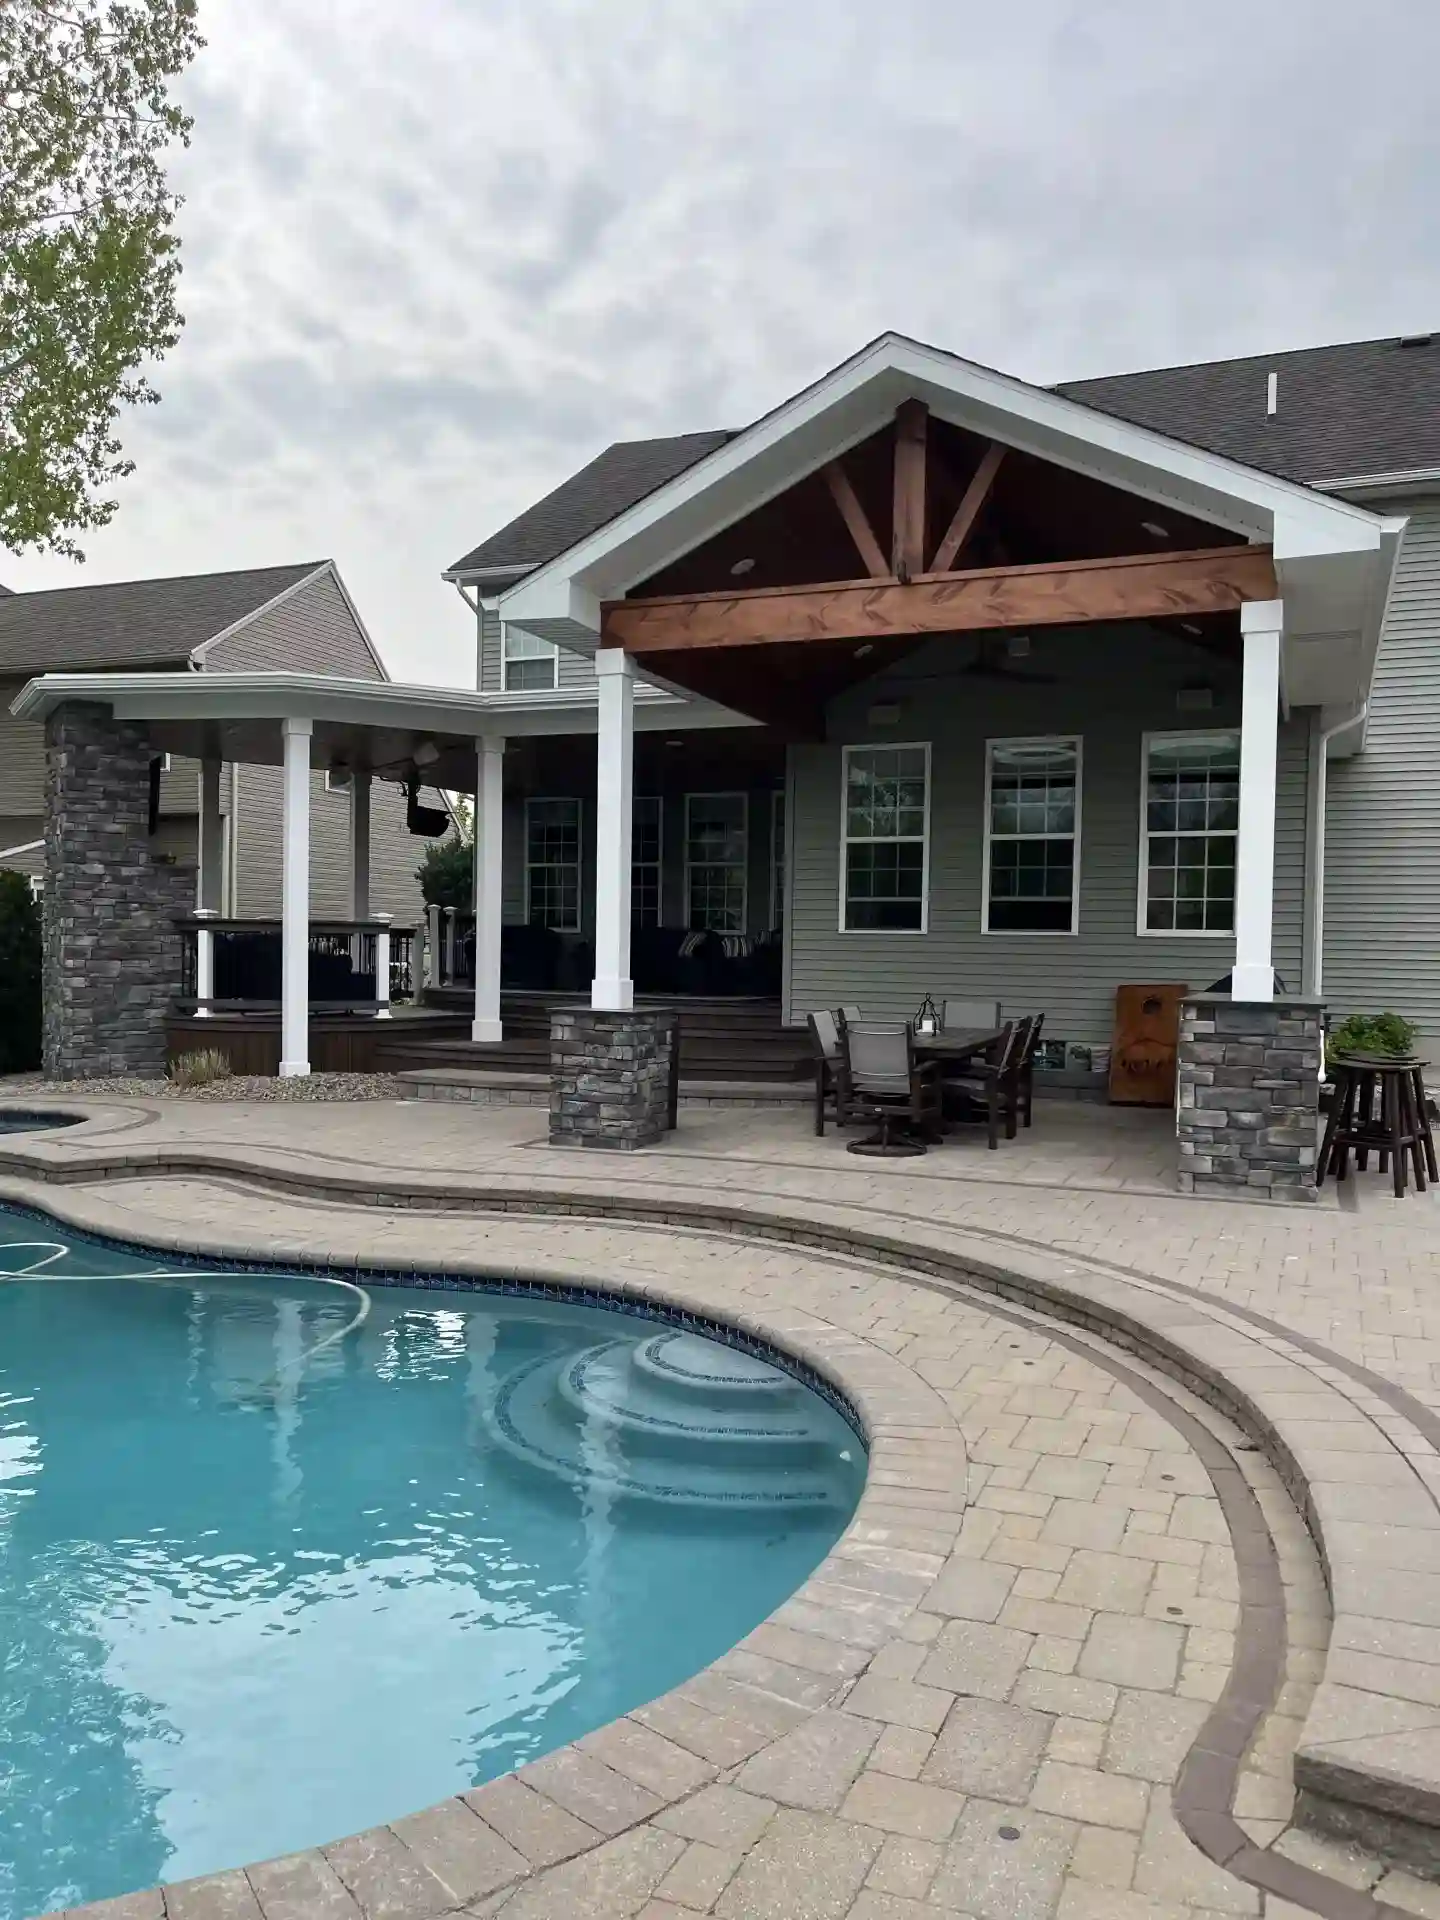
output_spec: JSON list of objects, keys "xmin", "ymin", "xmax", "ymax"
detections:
[
  {"xmin": 445, "ymin": 431, "xmax": 734, "ymax": 580},
  {"xmin": 0, "ymin": 561, "xmax": 327, "ymax": 674},
  {"xmin": 448, "ymin": 331, "xmax": 1440, "ymax": 580}
]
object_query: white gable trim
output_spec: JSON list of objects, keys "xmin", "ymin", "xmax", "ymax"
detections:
[{"xmin": 501, "ymin": 333, "xmax": 1387, "ymax": 640}]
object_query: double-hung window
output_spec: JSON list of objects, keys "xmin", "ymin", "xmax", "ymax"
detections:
[
  {"xmin": 685, "ymin": 793, "xmax": 747, "ymax": 930},
  {"xmin": 632, "ymin": 796, "xmax": 662, "ymax": 927},
  {"xmin": 525, "ymin": 797, "xmax": 581, "ymax": 929},
  {"xmin": 1141, "ymin": 732, "xmax": 1240, "ymax": 933},
  {"xmin": 502, "ymin": 627, "xmax": 559, "ymax": 692},
  {"xmin": 841, "ymin": 745, "xmax": 929, "ymax": 931},
  {"xmin": 984, "ymin": 738, "xmax": 1080, "ymax": 934}
]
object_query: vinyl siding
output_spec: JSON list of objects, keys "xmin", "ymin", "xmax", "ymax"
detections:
[
  {"xmin": 232, "ymin": 768, "xmax": 427, "ymax": 922},
  {"xmin": 205, "ymin": 568, "xmax": 380, "ymax": 677},
  {"xmin": 783, "ymin": 625, "xmax": 1308, "ymax": 1043},
  {"xmin": 481, "ymin": 608, "xmax": 597, "ymax": 693},
  {"xmin": 1325, "ymin": 492, "xmax": 1440, "ymax": 1035},
  {"xmin": 0, "ymin": 677, "xmax": 46, "ymax": 813},
  {"xmin": 0, "ymin": 815, "xmax": 43, "ymax": 878}
]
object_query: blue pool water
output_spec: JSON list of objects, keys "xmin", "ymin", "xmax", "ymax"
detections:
[{"xmin": 0, "ymin": 1209, "xmax": 863, "ymax": 1919}]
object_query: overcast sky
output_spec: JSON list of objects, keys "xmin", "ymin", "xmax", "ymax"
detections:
[{"xmin": 7, "ymin": 0, "xmax": 1440, "ymax": 683}]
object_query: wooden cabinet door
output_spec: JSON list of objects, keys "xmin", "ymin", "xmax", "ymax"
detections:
[{"xmin": 1110, "ymin": 984, "xmax": 1189, "ymax": 1106}]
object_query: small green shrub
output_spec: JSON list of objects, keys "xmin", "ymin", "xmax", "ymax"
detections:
[
  {"xmin": 1328, "ymin": 1011, "xmax": 1417, "ymax": 1061},
  {"xmin": 0, "ymin": 869, "xmax": 42, "ymax": 1073},
  {"xmin": 416, "ymin": 832, "xmax": 473, "ymax": 908},
  {"xmin": 168, "ymin": 1047, "xmax": 234, "ymax": 1089}
]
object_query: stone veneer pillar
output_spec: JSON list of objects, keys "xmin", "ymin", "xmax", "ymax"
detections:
[
  {"xmin": 549, "ymin": 1008, "xmax": 677, "ymax": 1149},
  {"xmin": 1176, "ymin": 992, "xmax": 1324, "ymax": 1202},
  {"xmin": 43, "ymin": 701, "xmax": 194, "ymax": 1080}
]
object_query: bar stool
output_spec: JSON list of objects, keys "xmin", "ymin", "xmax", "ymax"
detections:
[{"xmin": 1318, "ymin": 1057, "xmax": 1437, "ymax": 1197}]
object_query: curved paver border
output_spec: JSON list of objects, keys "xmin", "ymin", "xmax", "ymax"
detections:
[{"xmin": 2, "ymin": 1119, "xmax": 1439, "ymax": 1910}]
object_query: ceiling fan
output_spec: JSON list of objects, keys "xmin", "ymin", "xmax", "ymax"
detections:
[{"xmin": 958, "ymin": 635, "xmax": 1059, "ymax": 685}]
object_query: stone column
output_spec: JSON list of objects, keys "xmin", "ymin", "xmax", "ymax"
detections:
[
  {"xmin": 1176, "ymin": 992, "xmax": 1323, "ymax": 1201},
  {"xmin": 43, "ymin": 701, "xmax": 193, "ymax": 1080},
  {"xmin": 550, "ymin": 1008, "xmax": 676, "ymax": 1150}
]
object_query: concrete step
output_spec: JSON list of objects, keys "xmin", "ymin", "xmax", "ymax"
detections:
[{"xmin": 395, "ymin": 1068, "xmax": 812, "ymax": 1109}]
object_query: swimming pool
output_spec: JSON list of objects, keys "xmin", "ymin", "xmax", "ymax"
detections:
[{"xmin": 0, "ymin": 1207, "xmax": 863, "ymax": 1919}]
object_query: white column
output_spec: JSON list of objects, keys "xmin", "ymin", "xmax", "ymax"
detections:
[
  {"xmin": 374, "ymin": 912, "xmax": 392, "ymax": 1019},
  {"xmin": 472, "ymin": 734, "xmax": 505, "ymax": 1043},
  {"xmin": 592, "ymin": 649, "xmax": 635, "ymax": 1011},
  {"xmin": 1233, "ymin": 600, "xmax": 1283, "ymax": 1002},
  {"xmin": 425, "ymin": 902, "xmax": 442, "ymax": 987},
  {"xmin": 198, "ymin": 756, "xmax": 224, "ymax": 912},
  {"xmin": 194, "ymin": 906, "xmax": 217, "ymax": 1018},
  {"xmin": 350, "ymin": 772, "xmax": 371, "ymax": 921},
  {"xmin": 279, "ymin": 715, "xmax": 312, "ymax": 1077}
]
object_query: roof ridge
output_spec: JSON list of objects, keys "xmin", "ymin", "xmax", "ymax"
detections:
[{"xmin": 0, "ymin": 559, "xmax": 329, "ymax": 603}]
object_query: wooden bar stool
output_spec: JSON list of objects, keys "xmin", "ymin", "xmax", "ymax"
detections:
[{"xmin": 1319, "ymin": 1057, "xmax": 1432, "ymax": 1197}]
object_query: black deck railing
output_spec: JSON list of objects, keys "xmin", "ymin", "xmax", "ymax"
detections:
[{"xmin": 176, "ymin": 918, "xmax": 415, "ymax": 1014}]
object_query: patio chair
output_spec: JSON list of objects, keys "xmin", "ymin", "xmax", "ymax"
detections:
[
  {"xmin": 806, "ymin": 1010, "xmax": 854, "ymax": 1137},
  {"xmin": 941, "ymin": 998, "xmax": 1002, "ymax": 1032},
  {"xmin": 838, "ymin": 1004, "xmax": 863, "ymax": 1031},
  {"xmin": 1017, "ymin": 1012, "xmax": 1046, "ymax": 1128},
  {"xmin": 844, "ymin": 1023, "xmax": 944, "ymax": 1157},
  {"xmin": 943, "ymin": 1018, "xmax": 1026, "ymax": 1149}
]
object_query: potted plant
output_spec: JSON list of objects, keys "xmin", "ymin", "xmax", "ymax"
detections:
[{"xmin": 1327, "ymin": 1010, "xmax": 1418, "ymax": 1067}]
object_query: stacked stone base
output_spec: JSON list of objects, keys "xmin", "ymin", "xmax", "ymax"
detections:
[
  {"xmin": 549, "ymin": 1008, "xmax": 677, "ymax": 1149},
  {"xmin": 1177, "ymin": 993, "xmax": 1323, "ymax": 1202}
]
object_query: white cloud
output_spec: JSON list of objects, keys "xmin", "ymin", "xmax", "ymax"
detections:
[{"xmin": 6, "ymin": 0, "xmax": 1439, "ymax": 683}]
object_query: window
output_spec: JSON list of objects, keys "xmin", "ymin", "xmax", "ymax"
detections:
[
  {"xmin": 632, "ymin": 796, "xmax": 662, "ymax": 926},
  {"xmin": 983, "ymin": 738, "xmax": 1080, "ymax": 934},
  {"xmin": 1141, "ymin": 731, "xmax": 1240, "ymax": 933},
  {"xmin": 841, "ymin": 745, "xmax": 929, "ymax": 932},
  {"xmin": 686, "ymin": 793, "xmax": 747, "ymax": 930},
  {"xmin": 770, "ymin": 789, "xmax": 786, "ymax": 929},
  {"xmin": 525, "ymin": 797, "xmax": 581, "ymax": 929},
  {"xmin": 503, "ymin": 626, "xmax": 559, "ymax": 692}
]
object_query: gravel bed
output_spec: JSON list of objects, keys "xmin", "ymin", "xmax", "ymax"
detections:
[{"xmin": 0, "ymin": 1072, "xmax": 406, "ymax": 1103}]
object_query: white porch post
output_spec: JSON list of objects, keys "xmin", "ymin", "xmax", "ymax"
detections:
[
  {"xmin": 198, "ymin": 756, "xmax": 224, "ymax": 912},
  {"xmin": 350, "ymin": 772, "xmax": 371, "ymax": 921},
  {"xmin": 194, "ymin": 907, "xmax": 217, "ymax": 1017},
  {"xmin": 1233, "ymin": 600, "xmax": 1283, "ymax": 1002},
  {"xmin": 279, "ymin": 715, "xmax": 312, "ymax": 1077},
  {"xmin": 374, "ymin": 912, "xmax": 392, "ymax": 1019},
  {"xmin": 425, "ymin": 902, "xmax": 442, "ymax": 987},
  {"xmin": 472, "ymin": 734, "xmax": 505, "ymax": 1043},
  {"xmin": 592, "ymin": 649, "xmax": 635, "ymax": 1011}
]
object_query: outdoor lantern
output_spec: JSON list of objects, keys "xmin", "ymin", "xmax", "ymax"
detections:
[{"xmin": 915, "ymin": 994, "xmax": 940, "ymax": 1036}]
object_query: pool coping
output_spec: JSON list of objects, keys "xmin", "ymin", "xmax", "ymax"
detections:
[{"xmin": 1, "ymin": 1113, "xmax": 1438, "ymax": 1914}]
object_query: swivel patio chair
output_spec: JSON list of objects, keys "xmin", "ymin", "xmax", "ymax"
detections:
[
  {"xmin": 844, "ymin": 1023, "xmax": 944, "ymax": 1158},
  {"xmin": 942, "ymin": 1018, "xmax": 1026, "ymax": 1149}
]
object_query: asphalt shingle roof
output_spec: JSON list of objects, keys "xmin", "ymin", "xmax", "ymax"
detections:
[
  {"xmin": 448, "ymin": 332, "xmax": 1440, "ymax": 581},
  {"xmin": 0, "ymin": 561, "xmax": 325, "ymax": 675}
]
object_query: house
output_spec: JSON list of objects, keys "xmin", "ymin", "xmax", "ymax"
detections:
[
  {"xmin": 0, "ymin": 560, "xmax": 433, "ymax": 921},
  {"xmin": 442, "ymin": 330, "xmax": 1435, "ymax": 1072}
]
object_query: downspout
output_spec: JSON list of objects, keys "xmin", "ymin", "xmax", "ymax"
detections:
[
  {"xmin": 1303, "ymin": 702, "xmax": 1367, "ymax": 998},
  {"xmin": 451, "ymin": 580, "xmax": 481, "ymax": 689},
  {"xmin": 228, "ymin": 761, "xmax": 241, "ymax": 916}
]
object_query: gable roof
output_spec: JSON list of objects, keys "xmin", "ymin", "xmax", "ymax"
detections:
[
  {"xmin": 0, "ymin": 561, "xmax": 327, "ymax": 676},
  {"xmin": 1059, "ymin": 334, "xmax": 1440, "ymax": 487},
  {"xmin": 449, "ymin": 331, "xmax": 1440, "ymax": 583}
]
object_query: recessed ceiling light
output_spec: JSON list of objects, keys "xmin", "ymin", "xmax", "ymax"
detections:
[
  {"xmin": 730, "ymin": 556, "xmax": 757, "ymax": 577},
  {"xmin": 1141, "ymin": 520, "xmax": 1170, "ymax": 539},
  {"xmin": 665, "ymin": 738, "xmax": 683, "ymax": 748},
  {"xmin": 854, "ymin": 643, "xmax": 874, "ymax": 659}
]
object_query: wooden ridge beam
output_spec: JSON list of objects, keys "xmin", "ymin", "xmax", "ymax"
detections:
[
  {"xmin": 930, "ymin": 442, "xmax": 1006, "ymax": 573},
  {"xmin": 822, "ymin": 459, "xmax": 888, "ymax": 578},
  {"xmin": 601, "ymin": 545, "xmax": 1276, "ymax": 653}
]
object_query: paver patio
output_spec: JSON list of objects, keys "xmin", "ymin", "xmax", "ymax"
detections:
[{"xmin": 4, "ymin": 1092, "xmax": 1440, "ymax": 1919}]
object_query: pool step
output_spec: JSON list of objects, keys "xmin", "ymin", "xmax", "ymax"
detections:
[{"xmin": 485, "ymin": 1335, "xmax": 851, "ymax": 1512}]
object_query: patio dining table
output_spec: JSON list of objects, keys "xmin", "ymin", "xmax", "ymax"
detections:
[{"xmin": 912, "ymin": 1026, "xmax": 1004, "ymax": 1065}]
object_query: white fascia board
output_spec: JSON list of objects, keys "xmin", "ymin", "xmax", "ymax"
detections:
[
  {"xmin": 465, "ymin": 693, "xmax": 757, "ymax": 738},
  {"xmin": 10, "ymin": 671, "xmax": 509, "ymax": 739},
  {"xmin": 500, "ymin": 332, "xmax": 1387, "ymax": 636}
]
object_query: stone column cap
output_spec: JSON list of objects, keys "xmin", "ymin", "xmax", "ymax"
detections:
[{"xmin": 1183, "ymin": 992, "xmax": 1326, "ymax": 1011}]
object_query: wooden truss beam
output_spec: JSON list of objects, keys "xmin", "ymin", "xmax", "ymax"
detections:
[
  {"xmin": 891, "ymin": 399, "xmax": 928, "ymax": 581},
  {"xmin": 822, "ymin": 459, "xmax": 888, "ymax": 578},
  {"xmin": 930, "ymin": 442, "xmax": 1006, "ymax": 573},
  {"xmin": 601, "ymin": 545, "xmax": 1277, "ymax": 654}
]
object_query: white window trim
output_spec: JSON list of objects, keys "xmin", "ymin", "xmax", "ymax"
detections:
[
  {"xmin": 685, "ymin": 790, "xmax": 749, "ymax": 931},
  {"xmin": 769, "ymin": 788, "xmax": 786, "ymax": 929},
  {"xmin": 524, "ymin": 794, "xmax": 583, "ymax": 931},
  {"xmin": 632, "ymin": 794, "xmax": 664, "ymax": 927},
  {"xmin": 838, "ymin": 741, "xmax": 931, "ymax": 935},
  {"xmin": 981, "ymin": 734, "xmax": 1082, "ymax": 937},
  {"xmin": 1136, "ymin": 728, "xmax": 1242, "ymax": 938},
  {"xmin": 324, "ymin": 768, "xmax": 352, "ymax": 793},
  {"xmin": 502, "ymin": 626, "xmax": 560, "ymax": 693}
]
